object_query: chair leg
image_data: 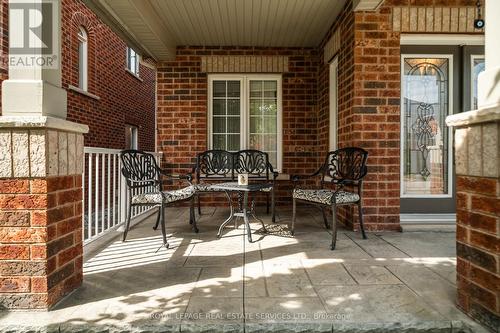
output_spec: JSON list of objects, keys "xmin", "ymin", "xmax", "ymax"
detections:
[
  {"xmin": 190, "ymin": 198, "xmax": 199, "ymax": 233},
  {"xmin": 321, "ymin": 207, "xmax": 330, "ymax": 229},
  {"xmin": 266, "ymin": 193, "xmax": 270, "ymax": 214},
  {"xmin": 159, "ymin": 203, "xmax": 169, "ymax": 249},
  {"xmin": 330, "ymin": 203, "xmax": 338, "ymax": 250},
  {"xmin": 291, "ymin": 197, "xmax": 296, "ymax": 235},
  {"xmin": 271, "ymin": 188, "xmax": 276, "ymax": 223},
  {"xmin": 358, "ymin": 202, "xmax": 367, "ymax": 239},
  {"xmin": 197, "ymin": 194, "xmax": 202, "ymax": 216},
  {"xmin": 153, "ymin": 206, "xmax": 161, "ymax": 230},
  {"xmin": 122, "ymin": 202, "xmax": 132, "ymax": 242}
]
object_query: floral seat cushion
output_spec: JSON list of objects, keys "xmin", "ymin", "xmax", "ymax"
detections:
[
  {"xmin": 131, "ymin": 185, "xmax": 195, "ymax": 205},
  {"xmin": 293, "ymin": 188, "xmax": 359, "ymax": 205},
  {"xmin": 195, "ymin": 183, "xmax": 272, "ymax": 192}
]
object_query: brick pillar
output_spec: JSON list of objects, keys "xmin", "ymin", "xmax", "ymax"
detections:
[
  {"xmin": 446, "ymin": 2, "xmax": 500, "ymax": 330},
  {"xmin": 446, "ymin": 120, "xmax": 500, "ymax": 331},
  {"xmin": 350, "ymin": 3, "xmax": 401, "ymax": 231},
  {"xmin": 0, "ymin": 123, "xmax": 87, "ymax": 309}
]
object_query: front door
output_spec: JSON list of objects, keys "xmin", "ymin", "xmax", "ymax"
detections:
[{"xmin": 400, "ymin": 45, "xmax": 484, "ymax": 214}]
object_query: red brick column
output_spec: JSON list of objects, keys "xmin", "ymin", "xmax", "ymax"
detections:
[
  {"xmin": 450, "ymin": 121, "xmax": 499, "ymax": 331},
  {"xmin": 0, "ymin": 126, "xmax": 86, "ymax": 310}
]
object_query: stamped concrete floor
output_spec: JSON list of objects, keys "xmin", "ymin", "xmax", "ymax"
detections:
[{"xmin": 0, "ymin": 207, "xmax": 490, "ymax": 333}]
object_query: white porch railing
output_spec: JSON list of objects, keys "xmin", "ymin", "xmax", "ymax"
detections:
[{"xmin": 82, "ymin": 147, "xmax": 161, "ymax": 244}]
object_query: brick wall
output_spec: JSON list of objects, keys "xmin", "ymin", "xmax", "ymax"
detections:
[
  {"xmin": 0, "ymin": 176, "xmax": 83, "ymax": 309},
  {"xmin": 157, "ymin": 47, "xmax": 320, "ymax": 205},
  {"xmin": 0, "ymin": 0, "xmax": 156, "ymax": 151}
]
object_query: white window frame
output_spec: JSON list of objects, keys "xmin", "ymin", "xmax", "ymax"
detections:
[
  {"xmin": 329, "ymin": 56, "xmax": 338, "ymax": 151},
  {"xmin": 208, "ymin": 74, "xmax": 283, "ymax": 172},
  {"xmin": 470, "ymin": 54, "xmax": 485, "ymax": 110},
  {"xmin": 126, "ymin": 47, "xmax": 140, "ymax": 76},
  {"xmin": 400, "ymin": 54, "xmax": 454, "ymax": 198},
  {"xmin": 77, "ymin": 27, "xmax": 88, "ymax": 91}
]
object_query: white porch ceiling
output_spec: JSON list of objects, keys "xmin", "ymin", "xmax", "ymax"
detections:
[{"xmin": 84, "ymin": 0, "xmax": 382, "ymax": 61}]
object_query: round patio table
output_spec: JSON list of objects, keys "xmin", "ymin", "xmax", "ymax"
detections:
[{"xmin": 210, "ymin": 182, "xmax": 270, "ymax": 242}]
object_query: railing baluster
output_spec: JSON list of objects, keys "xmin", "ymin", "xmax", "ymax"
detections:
[
  {"xmin": 101, "ymin": 153, "xmax": 105, "ymax": 234},
  {"xmin": 87, "ymin": 153, "xmax": 92, "ymax": 240},
  {"xmin": 107, "ymin": 153, "xmax": 111, "ymax": 230},
  {"xmin": 113, "ymin": 154, "xmax": 117, "ymax": 227},
  {"xmin": 95, "ymin": 153, "xmax": 99, "ymax": 237}
]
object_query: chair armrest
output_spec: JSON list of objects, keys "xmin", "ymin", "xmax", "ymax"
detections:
[
  {"xmin": 291, "ymin": 166, "xmax": 324, "ymax": 183},
  {"xmin": 159, "ymin": 170, "xmax": 193, "ymax": 184}
]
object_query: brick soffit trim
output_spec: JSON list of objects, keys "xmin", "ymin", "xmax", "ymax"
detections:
[
  {"xmin": 200, "ymin": 56, "xmax": 289, "ymax": 73},
  {"xmin": 392, "ymin": 6, "xmax": 483, "ymax": 33}
]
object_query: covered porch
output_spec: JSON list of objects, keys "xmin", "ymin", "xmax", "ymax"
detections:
[
  {"xmin": 0, "ymin": 0, "xmax": 499, "ymax": 331},
  {"xmin": 0, "ymin": 207, "xmax": 487, "ymax": 332}
]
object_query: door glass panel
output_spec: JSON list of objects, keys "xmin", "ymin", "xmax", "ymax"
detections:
[
  {"xmin": 471, "ymin": 56, "xmax": 485, "ymax": 110},
  {"xmin": 212, "ymin": 80, "xmax": 241, "ymax": 151},
  {"xmin": 402, "ymin": 57, "xmax": 450, "ymax": 196},
  {"xmin": 249, "ymin": 80, "xmax": 278, "ymax": 168}
]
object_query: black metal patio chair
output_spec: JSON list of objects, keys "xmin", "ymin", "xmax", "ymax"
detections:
[
  {"xmin": 120, "ymin": 150, "xmax": 197, "ymax": 248},
  {"xmin": 234, "ymin": 149, "xmax": 277, "ymax": 222},
  {"xmin": 291, "ymin": 147, "xmax": 368, "ymax": 250}
]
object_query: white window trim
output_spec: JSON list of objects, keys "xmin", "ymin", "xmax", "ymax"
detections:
[
  {"xmin": 329, "ymin": 56, "xmax": 338, "ymax": 151},
  {"xmin": 126, "ymin": 125, "xmax": 139, "ymax": 149},
  {"xmin": 470, "ymin": 54, "xmax": 485, "ymax": 110},
  {"xmin": 78, "ymin": 27, "xmax": 88, "ymax": 91},
  {"xmin": 400, "ymin": 34, "xmax": 485, "ymax": 46},
  {"xmin": 400, "ymin": 54, "xmax": 454, "ymax": 199},
  {"xmin": 208, "ymin": 74, "xmax": 283, "ymax": 172}
]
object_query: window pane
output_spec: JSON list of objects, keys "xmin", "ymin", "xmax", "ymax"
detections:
[
  {"xmin": 250, "ymin": 81, "xmax": 262, "ymax": 98},
  {"xmin": 472, "ymin": 57, "xmax": 485, "ymax": 110},
  {"xmin": 213, "ymin": 81, "xmax": 226, "ymax": 97},
  {"xmin": 263, "ymin": 81, "xmax": 277, "ymax": 98},
  {"xmin": 402, "ymin": 57, "xmax": 450, "ymax": 196},
  {"xmin": 262, "ymin": 99, "xmax": 277, "ymax": 115},
  {"xmin": 227, "ymin": 99, "xmax": 240, "ymax": 115},
  {"xmin": 250, "ymin": 116, "xmax": 262, "ymax": 133},
  {"xmin": 249, "ymin": 100, "xmax": 260, "ymax": 115},
  {"xmin": 213, "ymin": 117, "xmax": 226, "ymax": 133},
  {"xmin": 213, "ymin": 135, "xmax": 225, "ymax": 150},
  {"xmin": 263, "ymin": 134, "xmax": 277, "ymax": 151},
  {"xmin": 263, "ymin": 116, "xmax": 277, "ymax": 133},
  {"xmin": 227, "ymin": 135, "xmax": 240, "ymax": 151},
  {"xmin": 227, "ymin": 81, "xmax": 240, "ymax": 97},
  {"xmin": 213, "ymin": 99, "xmax": 226, "ymax": 115},
  {"xmin": 227, "ymin": 117, "xmax": 240, "ymax": 133},
  {"xmin": 249, "ymin": 134, "xmax": 262, "ymax": 150}
]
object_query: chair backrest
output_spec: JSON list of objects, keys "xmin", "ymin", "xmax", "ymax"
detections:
[
  {"xmin": 195, "ymin": 150, "xmax": 234, "ymax": 180},
  {"xmin": 120, "ymin": 150, "xmax": 161, "ymax": 188},
  {"xmin": 234, "ymin": 149, "xmax": 270, "ymax": 180},
  {"xmin": 321, "ymin": 147, "xmax": 368, "ymax": 185}
]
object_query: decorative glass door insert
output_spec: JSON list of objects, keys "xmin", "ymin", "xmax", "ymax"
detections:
[{"xmin": 401, "ymin": 56, "xmax": 452, "ymax": 197}]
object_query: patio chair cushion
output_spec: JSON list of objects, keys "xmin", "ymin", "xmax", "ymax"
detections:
[
  {"xmin": 293, "ymin": 188, "xmax": 359, "ymax": 205},
  {"xmin": 194, "ymin": 183, "xmax": 225, "ymax": 192},
  {"xmin": 131, "ymin": 185, "xmax": 195, "ymax": 205},
  {"xmin": 195, "ymin": 183, "xmax": 273, "ymax": 192}
]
